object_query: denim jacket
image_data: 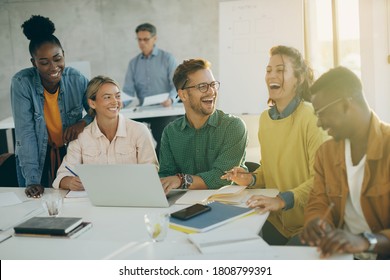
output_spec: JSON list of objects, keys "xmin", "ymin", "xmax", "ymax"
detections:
[{"xmin": 10, "ymin": 67, "xmax": 92, "ymax": 187}]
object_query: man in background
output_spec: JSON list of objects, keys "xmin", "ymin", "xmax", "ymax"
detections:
[
  {"xmin": 123, "ymin": 23, "xmax": 179, "ymax": 155},
  {"xmin": 301, "ymin": 66, "xmax": 390, "ymax": 259},
  {"xmin": 159, "ymin": 58, "xmax": 248, "ymax": 191}
]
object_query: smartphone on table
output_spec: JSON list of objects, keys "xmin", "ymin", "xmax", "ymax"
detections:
[{"xmin": 171, "ymin": 203, "xmax": 211, "ymax": 220}]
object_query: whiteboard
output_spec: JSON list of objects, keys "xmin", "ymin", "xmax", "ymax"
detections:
[{"xmin": 218, "ymin": 0, "xmax": 304, "ymax": 114}]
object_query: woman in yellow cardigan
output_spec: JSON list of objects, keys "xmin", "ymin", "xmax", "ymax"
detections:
[{"xmin": 222, "ymin": 45, "xmax": 328, "ymax": 245}]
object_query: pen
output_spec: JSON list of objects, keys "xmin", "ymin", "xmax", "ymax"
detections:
[
  {"xmin": 224, "ymin": 170, "xmax": 255, "ymax": 175},
  {"xmin": 65, "ymin": 166, "xmax": 78, "ymax": 177}
]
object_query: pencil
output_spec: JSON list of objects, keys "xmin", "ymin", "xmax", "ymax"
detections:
[{"xmin": 65, "ymin": 166, "xmax": 78, "ymax": 177}]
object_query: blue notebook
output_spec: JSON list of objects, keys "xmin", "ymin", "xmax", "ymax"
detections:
[{"xmin": 169, "ymin": 202, "xmax": 255, "ymax": 233}]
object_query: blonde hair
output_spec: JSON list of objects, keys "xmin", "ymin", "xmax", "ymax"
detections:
[{"xmin": 86, "ymin": 75, "xmax": 121, "ymax": 116}]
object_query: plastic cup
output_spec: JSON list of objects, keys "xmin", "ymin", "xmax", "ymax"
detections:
[
  {"xmin": 144, "ymin": 212, "xmax": 170, "ymax": 242},
  {"xmin": 42, "ymin": 192, "xmax": 63, "ymax": 217}
]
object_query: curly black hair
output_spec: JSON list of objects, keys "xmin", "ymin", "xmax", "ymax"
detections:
[{"xmin": 21, "ymin": 15, "xmax": 63, "ymax": 57}]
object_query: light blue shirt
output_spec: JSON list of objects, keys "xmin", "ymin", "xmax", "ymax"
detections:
[
  {"xmin": 122, "ymin": 46, "xmax": 177, "ymax": 105},
  {"xmin": 10, "ymin": 67, "xmax": 92, "ymax": 187}
]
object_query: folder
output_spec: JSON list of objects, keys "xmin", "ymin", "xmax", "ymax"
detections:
[{"xmin": 170, "ymin": 202, "xmax": 255, "ymax": 233}]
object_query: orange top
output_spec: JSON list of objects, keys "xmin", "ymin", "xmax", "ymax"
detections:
[{"xmin": 44, "ymin": 88, "xmax": 63, "ymax": 147}]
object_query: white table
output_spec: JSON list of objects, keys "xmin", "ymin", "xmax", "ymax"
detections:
[
  {"xmin": 0, "ymin": 187, "xmax": 269, "ymax": 259},
  {"xmin": 0, "ymin": 187, "xmax": 352, "ymax": 260}
]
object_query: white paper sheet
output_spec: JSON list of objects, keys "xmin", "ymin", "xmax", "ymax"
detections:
[
  {"xmin": 0, "ymin": 200, "xmax": 44, "ymax": 231},
  {"xmin": 142, "ymin": 93, "xmax": 169, "ymax": 106},
  {"xmin": 0, "ymin": 232, "xmax": 12, "ymax": 243},
  {"xmin": 65, "ymin": 190, "xmax": 88, "ymax": 198},
  {"xmin": 174, "ymin": 190, "xmax": 215, "ymax": 205},
  {"xmin": 188, "ymin": 228, "xmax": 268, "ymax": 254},
  {"xmin": 0, "ymin": 192, "xmax": 23, "ymax": 207},
  {"xmin": 175, "ymin": 185, "xmax": 247, "ymax": 205}
]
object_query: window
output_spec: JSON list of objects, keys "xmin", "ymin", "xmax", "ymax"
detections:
[{"xmin": 305, "ymin": 0, "xmax": 361, "ymax": 77}]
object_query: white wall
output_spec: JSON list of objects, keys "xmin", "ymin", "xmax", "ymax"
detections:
[
  {"xmin": 0, "ymin": 0, "xmax": 220, "ymax": 120},
  {"xmin": 218, "ymin": 0, "xmax": 304, "ymax": 115},
  {"xmin": 360, "ymin": 0, "xmax": 390, "ymax": 122},
  {"xmin": 1, "ymin": 0, "xmax": 390, "ymax": 123}
]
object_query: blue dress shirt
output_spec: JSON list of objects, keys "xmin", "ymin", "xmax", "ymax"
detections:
[{"xmin": 122, "ymin": 46, "xmax": 177, "ymax": 105}]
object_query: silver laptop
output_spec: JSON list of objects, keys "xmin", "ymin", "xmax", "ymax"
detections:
[{"xmin": 77, "ymin": 164, "xmax": 170, "ymax": 208}]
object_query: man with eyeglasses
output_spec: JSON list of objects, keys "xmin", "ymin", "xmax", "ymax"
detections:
[
  {"xmin": 300, "ymin": 66, "xmax": 390, "ymax": 259},
  {"xmin": 158, "ymin": 58, "xmax": 248, "ymax": 191},
  {"xmin": 123, "ymin": 23, "xmax": 179, "ymax": 155}
]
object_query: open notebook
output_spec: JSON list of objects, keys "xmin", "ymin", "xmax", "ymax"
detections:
[{"xmin": 175, "ymin": 185, "xmax": 248, "ymax": 205}]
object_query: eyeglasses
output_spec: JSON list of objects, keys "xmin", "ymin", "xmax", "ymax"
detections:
[
  {"xmin": 315, "ymin": 98, "xmax": 344, "ymax": 117},
  {"xmin": 181, "ymin": 81, "xmax": 220, "ymax": 93},
  {"xmin": 136, "ymin": 37, "xmax": 153, "ymax": 43}
]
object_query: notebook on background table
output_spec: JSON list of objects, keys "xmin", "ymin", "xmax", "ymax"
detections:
[{"xmin": 77, "ymin": 164, "xmax": 173, "ymax": 208}]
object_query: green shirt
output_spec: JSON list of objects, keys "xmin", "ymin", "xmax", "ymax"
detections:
[{"xmin": 158, "ymin": 110, "xmax": 248, "ymax": 189}]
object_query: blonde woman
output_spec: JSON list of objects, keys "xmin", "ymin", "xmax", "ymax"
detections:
[{"xmin": 53, "ymin": 76, "xmax": 158, "ymax": 190}]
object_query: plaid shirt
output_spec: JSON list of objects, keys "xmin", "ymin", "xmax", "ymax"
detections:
[{"xmin": 158, "ymin": 110, "xmax": 248, "ymax": 189}]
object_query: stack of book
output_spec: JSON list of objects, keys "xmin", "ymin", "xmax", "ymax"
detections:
[{"xmin": 13, "ymin": 217, "xmax": 92, "ymax": 239}]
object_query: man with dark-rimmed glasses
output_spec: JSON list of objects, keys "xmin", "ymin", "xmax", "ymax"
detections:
[
  {"xmin": 301, "ymin": 66, "xmax": 390, "ymax": 259},
  {"xmin": 159, "ymin": 58, "xmax": 248, "ymax": 191}
]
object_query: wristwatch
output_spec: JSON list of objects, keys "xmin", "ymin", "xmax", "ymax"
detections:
[
  {"xmin": 177, "ymin": 173, "xmax": 193, "ymax": 189},
  {"xmin": 362, "ymin": 232, "xmax": 378, "ymax": 252}
]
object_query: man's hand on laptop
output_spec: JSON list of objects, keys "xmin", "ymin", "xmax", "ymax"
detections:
[{"xmin": 160, "ymin": 176, "xmax": 182, "ymax": 194}]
